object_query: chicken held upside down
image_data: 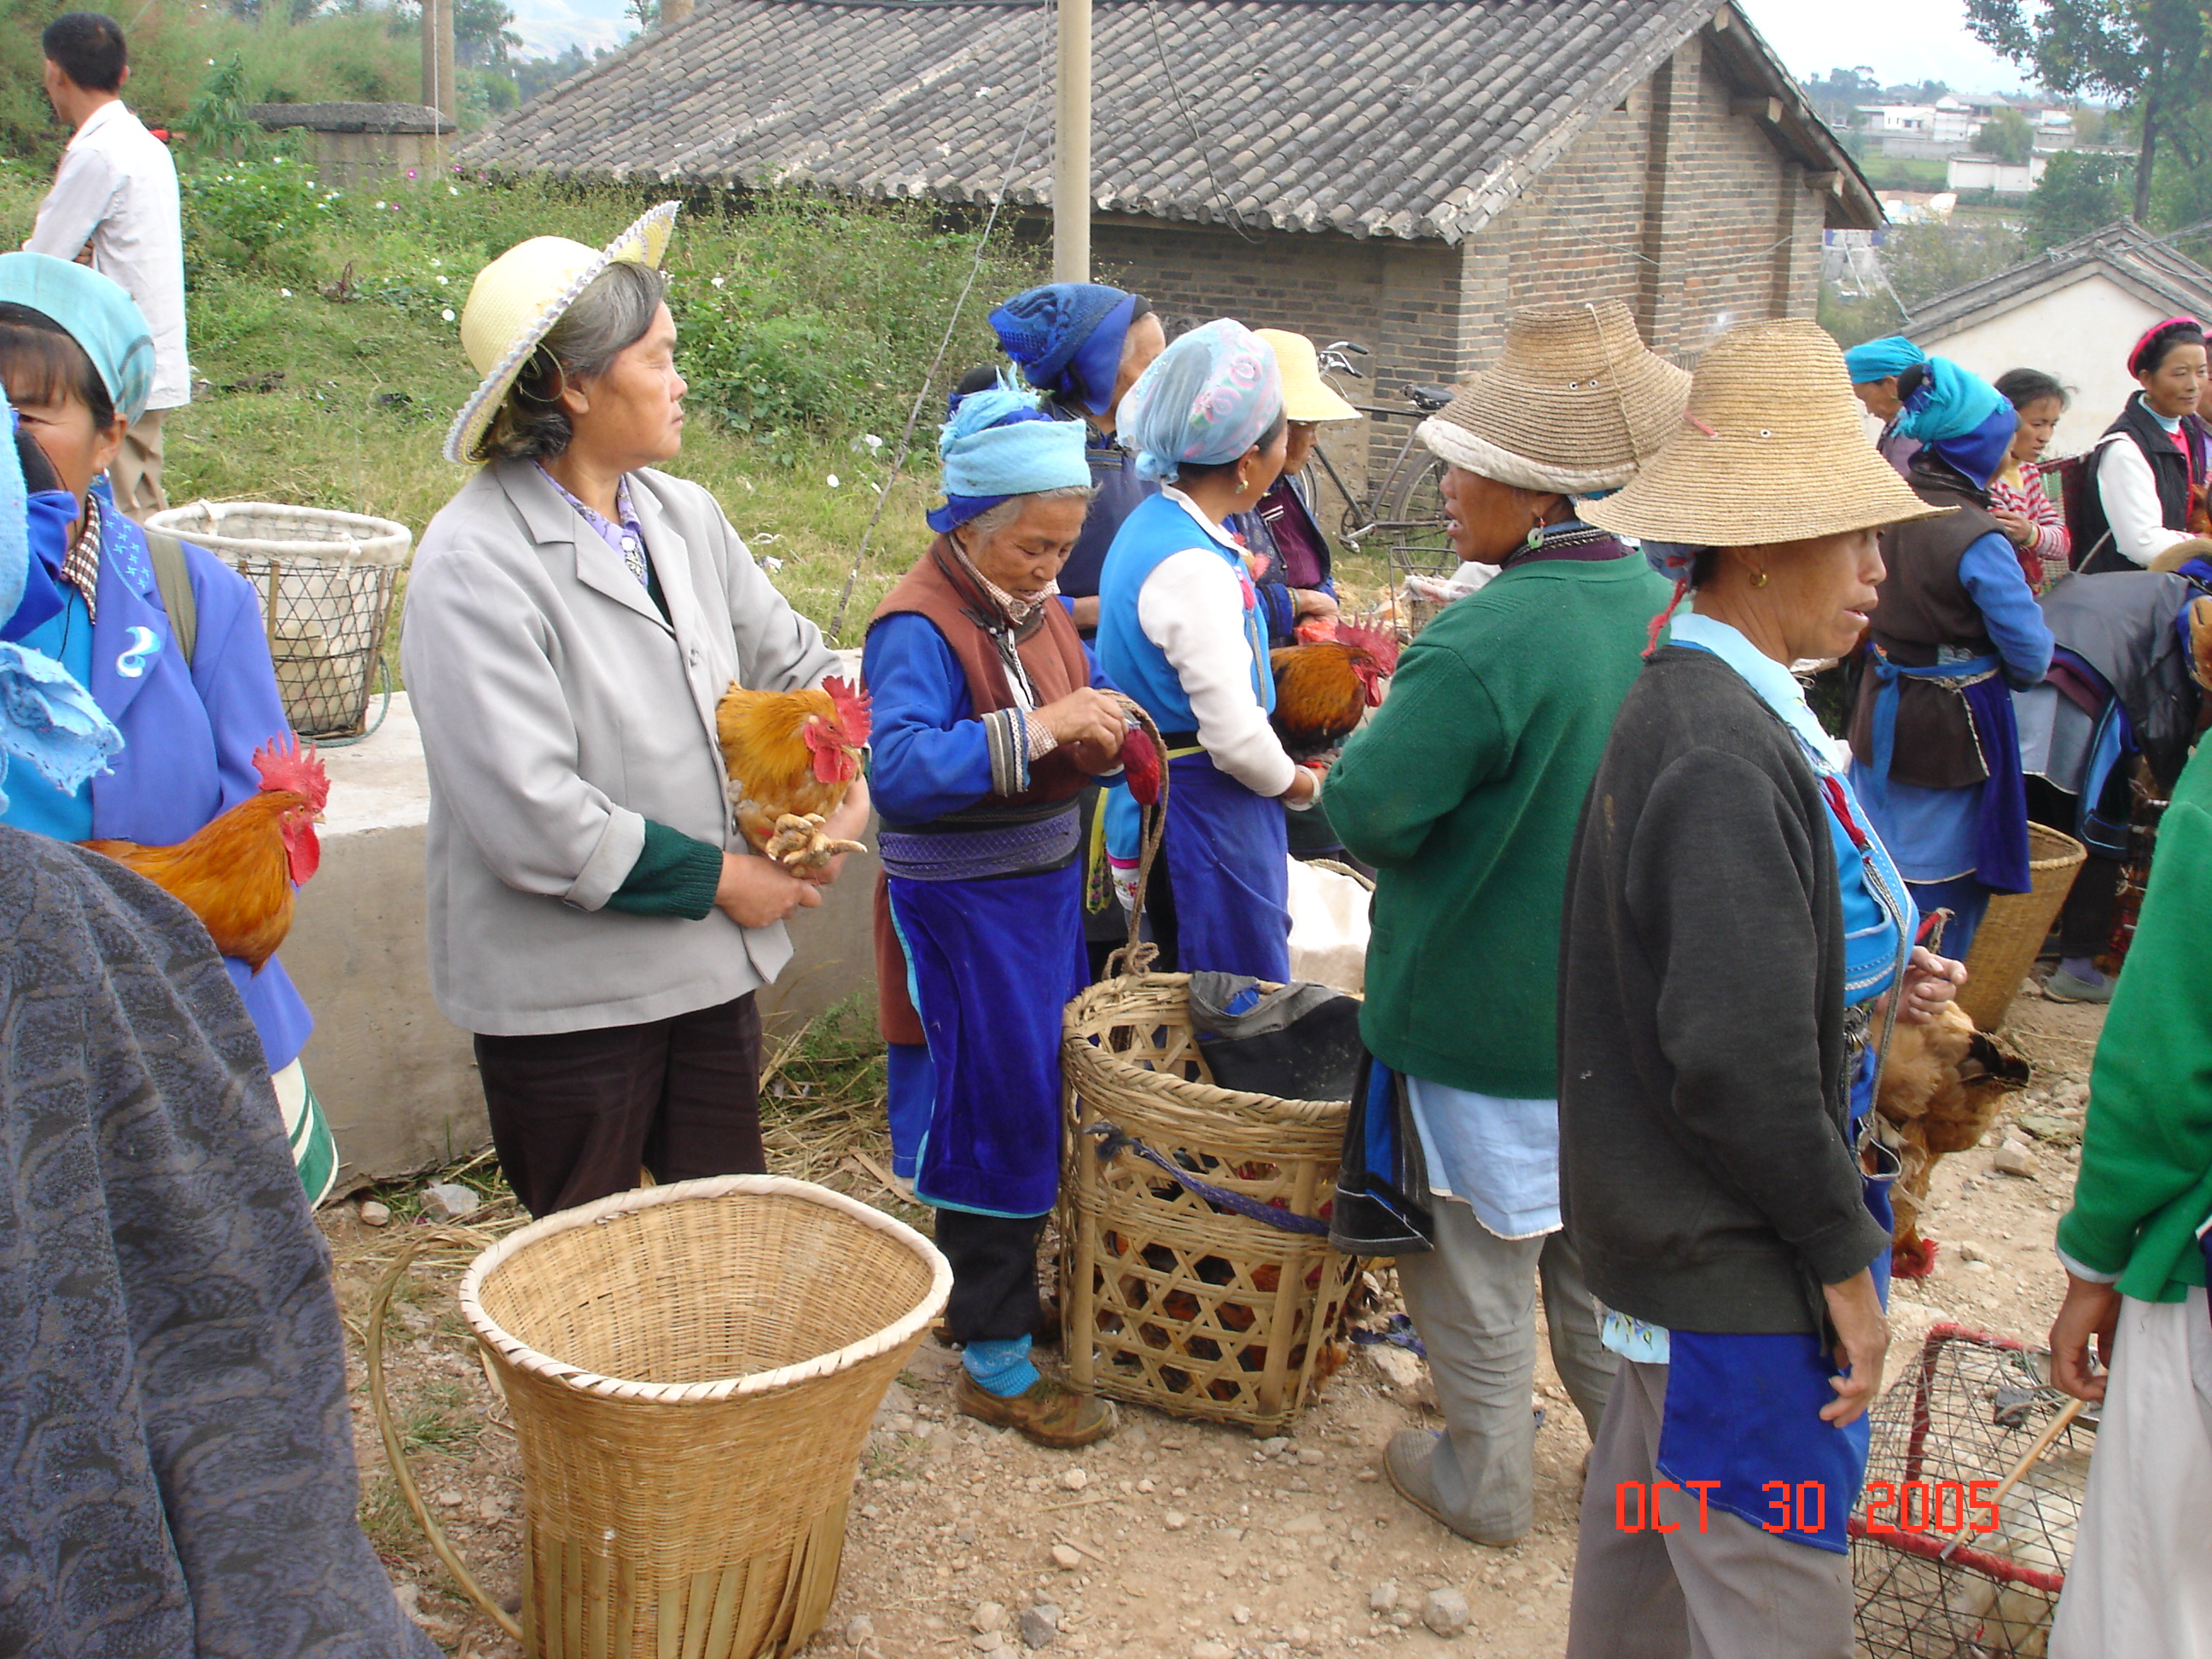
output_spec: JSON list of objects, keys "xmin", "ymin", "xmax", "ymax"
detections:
[
  {"xmin": 716, "ymin": 675, "xmax": 873, "ymax": 870},
  {"xmin": 79, "ymin": 734, "xmax": 329, "ymax": 973}
]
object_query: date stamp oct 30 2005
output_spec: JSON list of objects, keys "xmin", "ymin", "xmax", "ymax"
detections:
[{"xmin": 1610, "ymin": 1479, "xmax": 2007, "ymax": 1536}]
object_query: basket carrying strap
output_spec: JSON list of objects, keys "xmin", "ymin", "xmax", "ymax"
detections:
[{"xmin": 143, "ymin": 532, "xmax": 197, "ymax": 669}]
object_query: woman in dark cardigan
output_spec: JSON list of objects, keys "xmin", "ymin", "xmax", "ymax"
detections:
[{"xmin": 1559, "ymin": 320, "xmax": 1969, "ymax": 1659}]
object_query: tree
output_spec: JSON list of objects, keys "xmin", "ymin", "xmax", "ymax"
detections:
[
  {"xmin": 1967, "ymin": 0, "xmax": 2212, "ymax": 223},
  {"xmin": 1977, "ymin": 106, "xmax": 2037, "ymax": 165},
  {"xmin": 2027, "ymin": 150, "xmax": 2134, "ymax": 249},
  {"xmin": 1802, "ymin": 66, "xmax": 1883, "ymax": 125},
  {"xmin": 454, "ymin": 0, "xmax": 521, "ymax": 69}
]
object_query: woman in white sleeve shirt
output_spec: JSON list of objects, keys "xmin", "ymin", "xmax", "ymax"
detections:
[
  {"xmin": 2077, "ymin": 316, "xmax": 2212, "ymax": 573},
  {"xmin": 1094, "ymin": 318, "xmax": 1318, "ymax": 981}
]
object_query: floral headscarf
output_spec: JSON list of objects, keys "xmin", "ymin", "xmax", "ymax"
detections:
[{"xmin": 1118, "ymin": 319, "xmax": 1284, "ymax": 485}]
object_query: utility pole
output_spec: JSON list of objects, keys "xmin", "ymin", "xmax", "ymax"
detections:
[
  {"xmin": 1052, "ymin": 0, "xmax": 1091, "ymax": 282},
  {"xmin": 422, "ymin": 0, "xmax": 455, "ymax": 125}
]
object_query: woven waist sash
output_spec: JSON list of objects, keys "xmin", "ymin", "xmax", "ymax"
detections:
[{"xmin": 878, "ymin": 802, "xmax": 1083, "ymax": 882}]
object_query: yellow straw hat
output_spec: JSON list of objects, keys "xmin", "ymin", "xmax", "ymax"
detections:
[
  {"xmin": 1417, "ymin": 300, "xmax": 1691, "ymax": 495},
  {"xmin": 443, "ymin": 201, "xmax": 681, "ymax": 464},
  {"xmin": 1582, "ymin": 318, "xmax": 1951, "ymax": 547},
  {"xmin": 1254, "ymin": 329, "xmax": 1360, "ymax": 423}
]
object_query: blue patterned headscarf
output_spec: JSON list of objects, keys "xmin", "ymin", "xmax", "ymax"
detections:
[
  {"xmin": 0, "ymin": 398, "xmax": 122, "ymax": 810},
  {"xmin": 1118, "ymin": 319, "xmax": 1284, "ymax": 485},
  {"xmin": 928, "ymin": 375, "xmax": 1092, "ymax": 534},
  {"xmin": 0, "ymin": 253, "xmax": 156, "ymax": 425},
  {"xmin": 1843, "ymin": 335, "xmax": 1925, "ymax": 386},
  {"xmin": 988, "ymin": 282, "xmax": 1142, "ymax": 419},
  {"xmin": 1894, "ymin": 356, "xmax": 2016, "ymax": 491}
]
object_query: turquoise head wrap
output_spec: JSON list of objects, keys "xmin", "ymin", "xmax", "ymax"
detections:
[
  {"xmin": 0, "ymin": 252, "xmax": 156, "ymax": 424},
  {"xmin": 927, "ymin": 375, "xmax": 1091, "ymax": 533},
  {"xmin": 1893, "ymin": 356, "xmax": 2016, "ymax": 491},
  {"xmin": 1842, "ymin": 335, "xmax": 1924, "ymax": 386},
  {"xmin": 1118, "ymin": 318, "xmax": 1284, "ymax": 485}
]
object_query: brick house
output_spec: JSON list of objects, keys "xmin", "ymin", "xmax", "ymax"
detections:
[{"xmin": 466, "ymin": 0, "xmax": 1876, "ymax": 477}]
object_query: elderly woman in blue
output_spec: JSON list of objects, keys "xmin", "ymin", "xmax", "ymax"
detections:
[
  {"xmin": 864, "ymin": 381, "xmax": 1140, "ymax": 1451},
  {"xmin": 1562, "ymin": 321, "xmax": 1970, "ymax": 1659},
  {"xmin": 1094, "ymin": 319, "xmax": 1319, "ymax": 981},
  {"xmin": 0, "ymin": 253, "xmax": 334, "ymax": 1202}
]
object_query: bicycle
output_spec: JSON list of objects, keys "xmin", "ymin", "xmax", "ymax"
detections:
[{"xmin": 1303, "ymin": 341, "xmax": 1459, "ymax": 579}]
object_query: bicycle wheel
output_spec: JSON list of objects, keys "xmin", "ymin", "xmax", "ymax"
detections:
[{"xmin": 1375, "ymin": 449, "xmax": 1455, "ymax": 578}]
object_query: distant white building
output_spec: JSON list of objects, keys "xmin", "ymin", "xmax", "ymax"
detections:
[
  {"xmin": 1910, "ymin": 220, "xmax": 2212, "ymax": 456},
  {"xmin": 1947, "ymin": 154, "xmax": 2047, "ymax": 195},
  {"xmin": 1854, "ymin": 97, "xmax": 1983, "ymax": 148}
]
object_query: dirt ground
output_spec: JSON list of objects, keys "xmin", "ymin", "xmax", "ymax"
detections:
[{"xmin": 329, "ymin": 986, "xmax": 2107, "ymax": 1659}]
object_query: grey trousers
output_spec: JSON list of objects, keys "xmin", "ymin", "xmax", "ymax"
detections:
[
  {"xmin": 1393, "ymin": 1200, "xmax": 1615, "ymax": 1540},
  {"xmin": 1564, "ymin": 1359, "xmax": 1854, "ymax": 1659}
]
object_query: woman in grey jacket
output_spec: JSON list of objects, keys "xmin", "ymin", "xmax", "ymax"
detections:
[{"xmin": 403, "ymin": 205, "xmax": 867, "ymax": 1217}]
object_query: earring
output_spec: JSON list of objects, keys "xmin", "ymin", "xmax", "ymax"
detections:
[
  {"xmin": 1752, "ymin": 568, "xmax": 1770, "ymax": 589},
  {"xmin": 1522, "ymin": 521, "xmax": 1545, "ymax": 553}
]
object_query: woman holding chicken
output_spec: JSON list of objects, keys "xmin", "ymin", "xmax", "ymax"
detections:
[
  {"xmin": 863, "ymin": 379, "xmax": 1144, "ymax": 1447},
  {"xmin": 405, "ymin": 206, "xmax": 867, "ymax": 1219},
  {"xmin": 0, "ymin": 252, "xmax": 336, "ymax": 1202},
  {"xmin": 1094, "ymin": 318, "xmax": 1316, "ymax": 981}
]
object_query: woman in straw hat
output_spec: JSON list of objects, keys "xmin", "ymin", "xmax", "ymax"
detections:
[
  {"xmin": 863, "ymin": 377, "xmax": 1150, "ymax": 1448},
  {"xmin": 1323, "ymin": 300, "xmax": 1683, "ymax": 1547},
  {"xmin": 1237, "ymin": 329, "xmax": 1359, "ymax": 645},
  {"xmin": 1094, "ymin": 317, "xmax": 1315, "ymax": 981},
  {"xmin": 1843, "ymin": 355, "xmax": 2052, "ymax": 967},
  {"xmin": 1559, "ymin": 318, "xmax": 1969, "ymax": 1658},
  {"xmin": 404, "ymin": 204, "xmax": 868, "ymax": 1219}
]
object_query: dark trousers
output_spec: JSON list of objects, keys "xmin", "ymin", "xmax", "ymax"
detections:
[
  {"xmin": 934, "ymin": 1208, "xmax": 1047, "ymax": 1344},
  {"xmin": 474, "ymin": 992, "xmax": 765, "ymax": 1218},
  {"xmin": 2025, "ymin": 777, "xmax": 2122, "ymax": 958}
]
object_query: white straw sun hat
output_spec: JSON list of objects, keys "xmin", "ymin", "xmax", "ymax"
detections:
[
  {"xmin": 442, "ymin": 200, "xmax": 681, "ymax": 464},
  {"xmin": 1417, "ymin": 300, "xmax": 1691, "ymax": 496}
]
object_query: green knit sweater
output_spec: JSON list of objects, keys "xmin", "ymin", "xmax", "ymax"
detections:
[
  {"xmin": 1325, "ymin": 552, "xmax": 1674, "ymax": 1097},
  {"xmin": 2056, "ymin": 735, "xmax": 2212, "ymax": 1303}
]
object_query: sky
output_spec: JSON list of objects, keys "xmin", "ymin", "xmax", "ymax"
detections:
[{"xmin": 506, "ymin": 0, "xmax": 2036, "ymax": 95}]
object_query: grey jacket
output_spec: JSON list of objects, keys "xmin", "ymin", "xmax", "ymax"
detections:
[{"xmin": 401, "ymin": 460, "xmax": 838, "ymax": 1035}]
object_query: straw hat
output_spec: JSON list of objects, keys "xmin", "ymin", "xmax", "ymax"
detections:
[
  {"xmin": 1583, "ymin": 318, "xmax": 1950, "ymax": 547},
  {"xmin": 1416, "ymin": 300, "xmax": 1691, "ymax": 495},
  {"xmin": 442, "ymin": 201, "xmax": 681, "ymax": 464},
  {"xmin": 1254, "ymin": 329, "xmax": 1359, "ymax": 423}
]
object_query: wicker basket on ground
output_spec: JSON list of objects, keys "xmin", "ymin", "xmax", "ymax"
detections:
[
  {"xmin": 1060, "ymin": 951, "xmax": 1359, "ymax": 1434},
  {"xmin": 1957, "ymin": 825, "xmax": 2087, "ymax": 1031},
  {"xmin": 145, "ymin": 500, "xmax": 410, "ymax": 739},
  {"xmin": 446, "ymin": 1176, "xmax": 949, "ymax": 1659}
]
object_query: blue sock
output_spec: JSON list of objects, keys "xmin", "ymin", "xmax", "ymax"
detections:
[
  {"xmin": 963, "ymin": 1336, "xmax": 1040, "ymax": 1398},
  {"xmin": 2058, "ymin": 957, "xmax": 2107, "ymax": 987}
]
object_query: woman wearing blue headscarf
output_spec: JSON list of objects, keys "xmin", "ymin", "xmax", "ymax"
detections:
[
  {"xmin": 1096, "ymin": 318, "xmax": 1317, "ymax": 981},
  {"xmin": 863, "ymin": 378, "xmax": 1149, "ymax": 1448},
  {"xmin": 0, "ymin": 251, "xmax": 335, "ymax": 1200},
  {"xmin": 1845, "ymin": 335, "xmax": 1926, "ymax": 475},
  {"xmin": 1846, "ymin": 354, "xmax": 2054, "ymax": 958}
]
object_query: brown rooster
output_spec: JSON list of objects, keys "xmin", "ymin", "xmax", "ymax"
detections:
[
  {"xmin": 79, "ymin": 735, "xmax": 329, "ymax": 973},
  {"xmin": 1269, "ymin": 620, "xmax": 1400, "ymax": 761},
  {"xmin": 715, "ymin": 675, "xmax": 872, "ymax": 870},
  {"xmin": 1875, "ymin": 999, "xmax": 2031, "ymax": 1278}
]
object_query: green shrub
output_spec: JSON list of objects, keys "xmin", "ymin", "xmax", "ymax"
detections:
[{"xmin": 181, "ymin": 154, "xmax": 341, "ymax": 272}]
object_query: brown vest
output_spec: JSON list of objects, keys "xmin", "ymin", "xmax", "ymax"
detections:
[
  {"xmin": 1848, "ymin": 464, "xmax": 2000, "ymax": 790},
  {"xmin": 865, "ymin": 537, "xmax": 1097, "ymax": 1045}
]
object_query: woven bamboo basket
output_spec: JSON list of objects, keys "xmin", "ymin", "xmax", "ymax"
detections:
[
  {"xmin": 1957, "ymin": 825, "xmax": 2087, "ymax": 1032},
  {"xmin": 144, "ymin": 500, "xmax": 410, "ymax": 739},
  {"xmin": 1060, "ymin": 973, "xmax": 1357, "ymax": 1433},
  {"xmin": 445, "ymin": 1176, "xmax": 949, "ymax": 1659}
]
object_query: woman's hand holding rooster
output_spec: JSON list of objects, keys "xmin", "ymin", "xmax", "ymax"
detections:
[
  {"xmin": 716, "ymin": 851, "xmax": 824, "ymax": 926},
  {"xmin": 1893, "ymin": 946, "xmax": 1967, "ymax": 1025}
]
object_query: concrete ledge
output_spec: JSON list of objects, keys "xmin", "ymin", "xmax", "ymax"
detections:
[{"xmin": 249, "ymin": 102, "xmax": 457, "ymax": 136}]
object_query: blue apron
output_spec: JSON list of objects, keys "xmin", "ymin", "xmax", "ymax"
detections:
[{"xmin": 1859, "ymin": 643, "xmax": 2032, "ymax": 896}]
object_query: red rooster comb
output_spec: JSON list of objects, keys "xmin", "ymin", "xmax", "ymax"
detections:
[
  {"xmin": 253, "ymin": 732, "xmax": 329, "ymax": 812},
  {"xmin": 823, "ymin": 676, "xmax": 872, "ymax": 747},
  {"xmin": 1338, "ymin": 619, "xmax": 1401, "ymax": 674},
  {"xmin": 1118, "ymin": 722, "xmax": 1162, "ymax": 807}
]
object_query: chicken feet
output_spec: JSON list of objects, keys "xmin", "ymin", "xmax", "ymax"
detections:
[{"xmin": 761, "ymin": 812, "xmax": 867, "ymax": 871}]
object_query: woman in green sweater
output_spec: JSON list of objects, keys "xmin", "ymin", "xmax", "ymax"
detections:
[
  {"xmin": 1325, "ymin": 300, "xmax": 1685, "ymax": 1546},
  {"xmin": 2045, "ymin": 684, "xmax": 2212, "ymax": 1659}
]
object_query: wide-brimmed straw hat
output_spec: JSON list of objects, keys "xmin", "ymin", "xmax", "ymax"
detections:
[
  {"xmin": 443, "ymin": 201, "xmax": 681, "ymax": 464},
  {"xmin": 1254, "ymin": 329, "xmax": 1359, "ymax": 423},
  {"xmin": 1584, "ymin": 318, "xmax": 1950, "ymax": 547},
  {"xmin": 1417, "ymin": 300, "xmax": 1691, "ymax": 495}
]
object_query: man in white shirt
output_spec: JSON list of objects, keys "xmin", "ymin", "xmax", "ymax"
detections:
[{"xmin": 24, "ymin": 13, "xmax": 187, "ymax": 519}]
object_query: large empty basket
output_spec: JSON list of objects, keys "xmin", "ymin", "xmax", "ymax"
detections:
[{"xmin": 458, "ymin": 1176, "xmax": 950, "ymax": 1659}]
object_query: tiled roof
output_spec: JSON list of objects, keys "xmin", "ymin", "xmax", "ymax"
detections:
[
  {"xmin": 1914, "ymin": 219, "xmax": 2212, "ymax": 337},
  {"xmin": 463, "ymin": 0, "xmax": 1873, "ymax": 242}
]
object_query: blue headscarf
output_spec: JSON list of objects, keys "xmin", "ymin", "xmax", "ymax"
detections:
[
  {"xmin": 0, "ymin": 253, "xmax": 156, "ymax": 425},
  {"xmin": 0, "ymin": 399, "xmax": 122, "ymax": 811},
  {"xmin": 928, "ymin": 375, "xmax": 1092, "ymax": 534},
  {"xmin": 1893, "ymin": 356, "xmax": 2016, "ymax": 491},
  {"xmin": 988, "ymin": 283, "xmax": 1141, "ymax": 420},
  {"xmin": 1843, "ymin": 335, "xmax": 1925, "ymax": 386},
  {"xmin": 1119, "ymin": 319, "xmax": 1284, "ymax": 485}
]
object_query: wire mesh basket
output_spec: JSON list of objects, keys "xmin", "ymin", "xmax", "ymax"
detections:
[
  {"xmin": 145, "ymin": 500, "xmax": 410, "ymax": 739},
  {"xmin": 1853, "ymin": 1323, "xmax": 2095, "ymax": 1658}
]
